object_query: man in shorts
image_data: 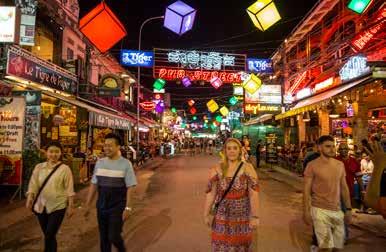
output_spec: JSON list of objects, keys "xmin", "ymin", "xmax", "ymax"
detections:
[{"xmin": 303, "ymin": 135, "xmax": 352, "ymax": 251}]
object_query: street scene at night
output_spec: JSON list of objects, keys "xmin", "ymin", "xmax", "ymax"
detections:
[{"xmin": 0, "ymin": 0, "xmax": 385, "ymax": 252}]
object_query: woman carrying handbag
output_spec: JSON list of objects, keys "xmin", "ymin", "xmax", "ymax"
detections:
[
  {"xmin": 26, "ymin": 141, "xmax": 75, "ymax": 252},
  {"xmin": 204, "ymin": 138, "xmax": 260, "ymax": 251}
]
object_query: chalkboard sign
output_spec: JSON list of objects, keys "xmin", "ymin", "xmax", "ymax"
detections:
[{"xmin": 265, "ymin": 134, "xmax": 278, "ymax": 164}]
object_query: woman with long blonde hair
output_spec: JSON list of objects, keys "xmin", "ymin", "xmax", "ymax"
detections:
[{"xmin": 204, "ymin": 138, "xmax": 260, "ymax": 251}]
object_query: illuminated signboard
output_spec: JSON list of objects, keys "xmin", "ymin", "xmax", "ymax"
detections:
[
  {"xmin": 314, "ymin": 77, "xmax": 334, "ymax": 92},
  {"xmin": 247, "ymin": 58, "xmax": 273, "ymax": 73},
  {"xmin": 153, "ymin": 48, "xmax": 246, "ymax": 83},
  {"xmin": 233, "ymin": 85, "xmax": 244, "ymax": 95},
  {"xmin": 120, "ymin": 50, "xmax": 154, "ymax": 67},
  {"xmin": 244, "ymin": 103, "xmax": 281, "ymax": 114},
  {"xmin": 245, "ymin": 84, "xmax": 281, "ymax": 104},
  {"xmin": 0, "ymin": 7, "xmax": 19, "ymax": 43},
  {"xmin": 296, "ymin": 88, "xmax": 312, "ymax": 100},
  {"xmin": 339, "ymin": 55, "xmax": 370, "ymax": 81},
  {"xmin": 351, "ymin": 6, "xmax": 385, "ymax": 52}
]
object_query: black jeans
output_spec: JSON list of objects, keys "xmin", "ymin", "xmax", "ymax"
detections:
[
  {"xmin": 97, "ymin": 210, "xmax": 126, "ymax": 252},
  {"xmin": 36, "ymin": 208, "xmax": 66, "ymax": 252}
]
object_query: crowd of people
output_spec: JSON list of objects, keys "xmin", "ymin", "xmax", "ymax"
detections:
[{"xmin": 24, "ymin": 132, "xmax": 385, "ymax": 252}]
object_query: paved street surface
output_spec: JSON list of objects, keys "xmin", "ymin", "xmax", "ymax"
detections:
[{"xmin": 1, "ymin": 154, "xmax": 385, "ymax": 252}]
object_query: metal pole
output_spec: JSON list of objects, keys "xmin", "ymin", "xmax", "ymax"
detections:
[{"xmin": 136, "ymin": 16, "xmax": 164, "ymax": 155}]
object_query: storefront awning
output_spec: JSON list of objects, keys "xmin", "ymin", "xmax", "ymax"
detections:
[
  {"xmin": 276, "ymin": 76, "xmax": 372, "ymax": 120},
  {"xmin": 244, "ymin": 114, "xmax": 273, "ymax": 126},
  {"xmin": 40, "ymin": 89, "xmax": 134, "ymax": 130}
]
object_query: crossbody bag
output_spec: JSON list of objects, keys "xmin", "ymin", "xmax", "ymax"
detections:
[
  {"xmin": 211, "ymin": 161, "xmax": 244, "ymax": 215},
  {"xmin": 31, "ymin": 162, "xmax": 62, "ymax": 214}
]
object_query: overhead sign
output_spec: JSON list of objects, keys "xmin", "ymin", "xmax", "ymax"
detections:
[
  {"xmin": 98, "ymin": 74, "xmax": 122, "ymax": 97},
  {"xmin": 247, "ymin": 58, "xmax": 273, "ymax": 73},
  {"xmin": 314, "ymin": 77, "xmax": 334, "ymax": 92},
  {"xmin": 153, "ymin": 48, "xmax": 246, "ymax": 83},
  {"xmin": 351, "ymin": 6, "xmax": 386, "ymax": 52},
  {"xmin": 0, "ymin": 6, "xmax": 19, "ymax": 43},
  {"xmin": 0, "ymin": 97, "xmax": 25, "ymax": 185},
  {"xmin": 16, "ymin": 0, "xmax": 37, "ymax": 45},
  {"xmin": 6, "ymin": 46, "xmax": 77, "ymax": 94},
  {"xmin": 244, "ymin": 103, "xmax": 281, "ymax": 114},
  {"xmin": 120, "ymin": 50, "xmax": 154, "ymax": 67},
  {"xmin": 244, "ymin": 85, "xmax": 281, "ymax": 104},
  {"xmin": 339, "ymin": 55, "xmax": 370, "ymax": 81},
  {"xmin": 89, "ymin": 111, "xmax": 131, "ymax": 130},
  {"xmin": 296, "ymin": 87, "xmax": 312, "ymax": 100}
]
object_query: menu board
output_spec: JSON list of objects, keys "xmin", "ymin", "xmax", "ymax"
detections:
[
  {"xmin": 265, "ymin": 134, "xmax": 278, "ymax": 164},
  {"xmin": 0, "ymin": 97, "xmax": 25, "ymax": 185}
]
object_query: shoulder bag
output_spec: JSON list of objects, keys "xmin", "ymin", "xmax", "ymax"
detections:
[
  {"xmin": 31, "ymin": 162, "xmax": 62, "ymax": 214},
  {"xmin": 211, "ymin": 161, "xmax": 244, "ymax": 215}
]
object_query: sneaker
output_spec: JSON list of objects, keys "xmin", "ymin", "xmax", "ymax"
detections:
[{"xmin": 310, "ymin": 245, "xmax": 318, "ymax": 252}]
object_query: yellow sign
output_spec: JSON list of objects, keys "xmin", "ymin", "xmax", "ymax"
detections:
[{"xmin": 244, "ymin": 103, "xmax": 280, "ymax": 114}]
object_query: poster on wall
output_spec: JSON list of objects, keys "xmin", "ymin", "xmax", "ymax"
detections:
[
  {"xmin": 0, "ymin": 6, "xmax": 20, "ymax": 43},
  {"xmin": 15, "ymin": 0, "xmax": 37, "ymax": 46},
  {"xmin": 0, "ymin": 97, "xmax": 25, "ymax": 185},
  {"xmin": 12, "ymin": 90, "xmax": 41, "ymax": 151}
]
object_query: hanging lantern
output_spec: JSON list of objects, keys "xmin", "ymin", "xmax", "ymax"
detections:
[
  {"xmin": 155, "ymin": 102, "xmax": 164, "ymax": 113},
  {"xmin": 171, "ymin": 107, "xmax": 177, "ymax": 113},
  {"xmin": 182, "ymin": 76, "xmax": 192, "ymax": 87},
  {"xmin": 79, "ymin": 2, "xmax": 127, "ymax": 53},
  {"xmin": 347, "ymin": 0, "xmax": 373, "ymax": 14},
  {"xmin": 188, "ymin": 99, "xmax": 195, "ymax": 107},
  {"xmin": 229, "ymin": 96, "xmax": 238, "ymax": 106},
  {"xmin": 210, "ymin": 77, "xmax": 223, "ymax": 89},
  {"xmin": 192, "ymin": 116, "xmax": 197, "ymax": 120},
  {"xmin": 181, "ymin": 122, "xmax": 186, "ymax": 128},
  {"xmin": 243, "ymin": 73, "xmax": 262, "ymax": 94},
  {"xmin": 246, "ymin": 0, "xmax": 281, "ymax": 31},
  {"xmin": 203, "ymin": 123, "xmax": 208, "ymax": 129},
  {"xmin": 164, "ymin": 1, "xmax": 197, "ymax": 35},
  {"xmin": 204, "ymin": 119, "xmax": 209, "ymax": 123},
  {"xmin": 207, "ymin": 99, "xmax": 219, "ymax": 113},
  {"xmin": 216, "ymin": 115, "xmax": 223, "ymax": 123},
  {"xmin": 153, "ymin": 78, "xmax": 166, "ymax": 90},
  {"xmin": 219, "ymin": 106, "xmax": 229, "ymax": 116},
  {"xmin": 190, "ymin": 107, "xmax": 197, "ymax": 115}
]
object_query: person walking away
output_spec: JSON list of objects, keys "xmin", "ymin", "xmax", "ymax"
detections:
[
  {"xmin": 301, "ymin": 142, "xmax": 319, "ymax": 177},
  {"xmin": 84, "ymin": 133, "xmax": 137, "ymax": 252},
  {"xmin": 204, "ymin": 138, "xmax": 259, "ymax": 251},
  {"xmin": 303, "ymin": 135, "xmax": 352, "ymax": 251},
  {"xmin": 255, "ymin": 140, "xmax": 262, "ymax": 168},
  {"xmin": 26, "ymin": 141, "xmax": 75, "ymax": 252}
]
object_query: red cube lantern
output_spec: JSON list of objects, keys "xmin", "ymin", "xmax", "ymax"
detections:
[
  {"xmin": 190, "ymin": 107, "xmax": 197, "ymax": 115},
  {"xmin": 79, "ymin": 2, "xmax": 127, "ymax": 53},
  {"xmin": 188, "ymin": 99, "xmax": 195, "ymax": 107}
]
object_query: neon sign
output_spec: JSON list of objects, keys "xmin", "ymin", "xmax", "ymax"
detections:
[
  {"xmin": 244, "ymin": 103, "xmax": 280, "ymax": 114},
  {"xmin": 139, "ymin": 101, "xmax": 155, "ymax": 111},
  {"xmin": 296, "ymin": 88, "xmax": 312, "ymax": 100},
  {"xmin": 314, "ymin": 77, "xmax": 334, "ymax": 92},
  {"xmin": 351, "ymin": 6, "xmax": 385, "ymax": 52},
  {"xmin": 158, "ymin": 68, "xmax": 242, "ymax": 82},
  {"xmin": 167, "ymin": 50, "xmax": 235, "ymax": 70},
  {"xmin": 339, "ymin": 55, "xmax": 370, "ymax": 81},
  {"xmin": 153, "ymin": 48, "xmax": 246, "ymax": 83}
]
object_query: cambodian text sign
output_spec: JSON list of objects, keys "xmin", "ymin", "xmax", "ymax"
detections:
[
  {"xmin": 120, "ymin": 50, "xmax": 154, "ymax": 67},
  {"xmin": 247, "ymin": 58, "xmax": 273, "ymax": 73},
  {"xmin": 6, "ymin": 46, "xmax": 77, "ymax": 94},
  {"xmin": 153, "ymin": 48, "xmax": 246, "ymax": 83}
]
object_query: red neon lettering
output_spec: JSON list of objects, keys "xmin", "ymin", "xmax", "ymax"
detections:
[
  {"xmin": 177, "ymin": 70, "xmax": 185, "ymax": 79},
  {"xmin": 159, "ymin": 68, "xmax": 167, "ymax": 78}
]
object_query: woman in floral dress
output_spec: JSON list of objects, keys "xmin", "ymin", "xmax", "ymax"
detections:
[{"xmin": 204, "ymin": 138, "xmax": 260, "ymax": 251}]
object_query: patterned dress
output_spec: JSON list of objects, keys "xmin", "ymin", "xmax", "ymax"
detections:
[{"xmin": 206, "ymin": 171, "xmax": 259, "ymax": 252}]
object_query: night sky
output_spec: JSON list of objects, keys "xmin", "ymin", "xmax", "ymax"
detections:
[{"xmin": 78, "ymin": 0, "xmax": 318, "ymax": 118}]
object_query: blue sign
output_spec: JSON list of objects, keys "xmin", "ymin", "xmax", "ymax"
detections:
[
  {"xmin": 120, "ymin": 50, "xmax": 154, "ymax": 67},
  {"xmin": 247, "ymin": 58, "xmax": 273, "ymax": 73}
]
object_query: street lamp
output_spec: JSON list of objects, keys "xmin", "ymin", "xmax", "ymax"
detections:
[{"xmin": 137, "ymin": 16, "xmax": 164, "ymax": 155}]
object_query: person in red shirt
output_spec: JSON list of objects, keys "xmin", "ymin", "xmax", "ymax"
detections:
[
  {"xmin": 336, "ymin": 143, "xmax": 364, "ymax": 242},
  {"xmin": 336, "ymin": 143, "xmax": 364, "ymax": 203}
]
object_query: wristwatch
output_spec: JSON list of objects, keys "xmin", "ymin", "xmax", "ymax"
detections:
[{"xmin": 125, "ymin": 206, "xmax": 133, "ymax": 212}]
